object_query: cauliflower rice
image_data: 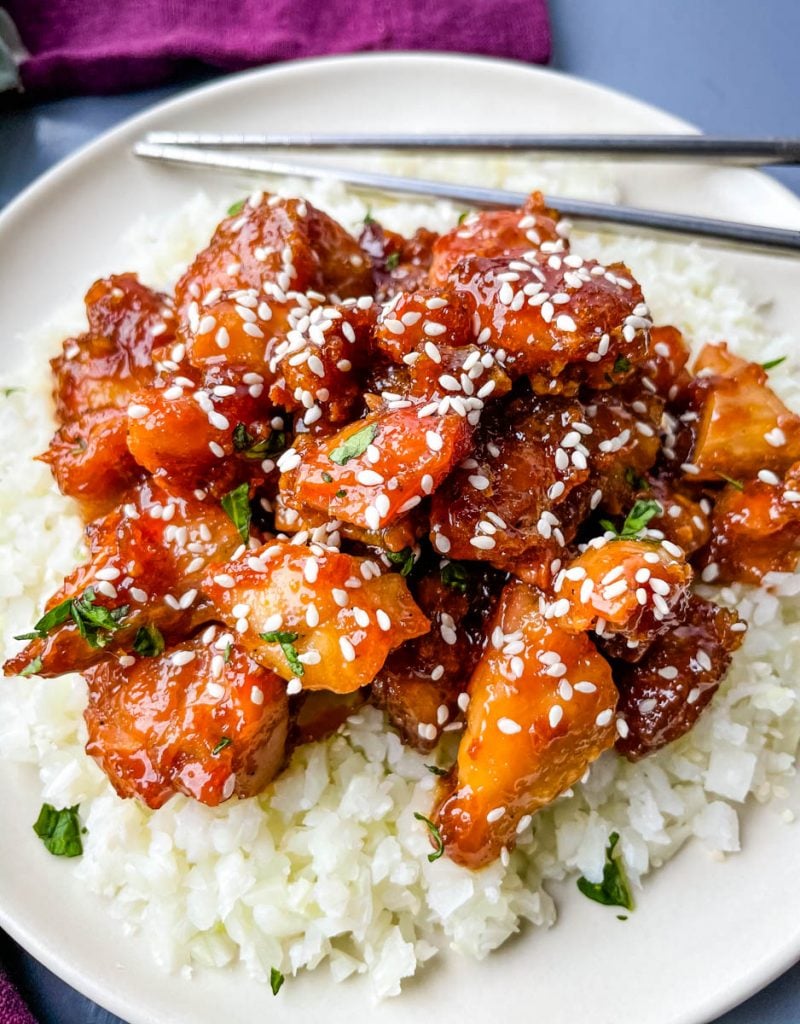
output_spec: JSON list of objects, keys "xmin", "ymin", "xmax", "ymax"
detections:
[{"xmin": 1, "ymin": 158, "xmax": 799, "ymax": 1000}]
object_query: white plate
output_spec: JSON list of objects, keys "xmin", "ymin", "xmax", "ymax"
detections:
[{"xmin": 1, "ymin": 53, "xmax": 799, "ymax": 1024}]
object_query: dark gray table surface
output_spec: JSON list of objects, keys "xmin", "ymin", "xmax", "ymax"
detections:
[{"xmin": 1, "ymin": 1, "xmax": 798, "ymax": 1020}]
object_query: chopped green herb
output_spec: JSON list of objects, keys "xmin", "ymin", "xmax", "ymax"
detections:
[
  {"xmin": 413, "ymin": 812, "xmax": 445, "ymax": 862},
  {"xmin": 227, "ymin": 198, "xmax": 246, "ymax": 216},
  {"xmin": 16, "ymin": 588, "xmax": 128, "ymax": 650},
  {"xmin": 270, "ymin": 967, "xmax": 285, "ymax": 996},
  {"xmin": 329, "ymin": 422, "xmax": 378, "ymax": 466},
  {"xmin": 133, "ymin": 623, "xmax": 165, "ymax": 658},
  {"xmin": 232, "ymin": 422, "xmax": 285, "ymax": 459},
  {"xmin": 716, "ymin": 472, "xmax": 744, "ymax": 492},
  {"xmin": 761, "ymin": 356, "xmax": 786, "ymax": 371},
  {"xmin": 601, "ymin": 498, "xmax": 663, "ymax": 540},
  {"xmin": 335, "ymin": 488, "xmax": 347, "ymax": 499},
  {"xmin": 613, "ymin": 355, "xmax": 631, "ymax": 375},
  {"xmin": 20, "ymin": 656, "xmax": 43, "ymax": 678},
  {"xmin": 1, "ymin": 386, "xmax": 22, "ymax": 397},
  {"xmin": 457, "ymin": 211, "xmax": 469, "ymax": 225},
  {"xmin": 425, "ymin": 764, "xmax": 448, "ymax": 777},
  {"xmin": 212, "ymin": 737, "xmax": 232, "ymax": 756},
  {"xmin": 617, "ymin": 915, "xmax": 629, "ymax": 921},
  {"xmin": 385, "ymin": 252, "xmax": 400, "ymax": 271},
  {"xmin": 385, "ymin": 547, "xmax": 415, "ymax": 576},
  {"xmin": 577, "ymin": 832, "xmax": 634, "ymax": 910},
  {"xmin": 223, "ymin": 642, "xmax": 233, "ymax": 664},
  {"xmin": 624, "ymin": 467, "xmax": 649, "ymax": 491},
  {"xmin": 260, "ymin": 630, "xmax": 304, "ymax": 677},
  {"xmin": 363, "ymin": 208, "xmax": 375, "ymax": 225},
  {"xmin": 321, "ymin": 471, "xmax": 334, "ymax": 484},
  {"xmin": 33, "ymin": 803, "xmax": 84, "ymax": 858},
  {"xmin": 441, "ymin": 561, "xmax": 469, "ymax": 595},
  {"xmin": 221, "ymin": 482, "xmax": 251, "ymax": 544}
]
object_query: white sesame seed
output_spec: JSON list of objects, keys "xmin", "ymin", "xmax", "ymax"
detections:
[
  {"xmin": 339, "ymin": 637, "xmax": 356, "ymax": 662},
  {"xmin": 498, "ymin": 717, "xmax": 522, "ymax": 735}
]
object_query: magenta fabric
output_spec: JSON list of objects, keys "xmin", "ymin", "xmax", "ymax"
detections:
[
  {"xmin": 0, "ymin": 969, "xmax": 36, "ymax": 1024},
  {"xmin": 7, "ymin": 0, "xmax": 551, "ymax": 95}
]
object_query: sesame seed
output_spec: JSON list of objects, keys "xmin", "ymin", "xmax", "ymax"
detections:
[
  {"xmin": 498, "ymin": 717, "xmax": 522, "ymax": 735},
  {"xmin": 172, "ymin": 650, "xmax": 196, "ymax": 667},
  {"xmin": 487, "ymin": 806, "xmax": 506, "ymax": 823},
  {"xmin": 470, "ymin": 535, "xmax": 496, "ymax": 550},
  {"xmin": 339, "ymin": 637, "xmax": 356, "ymax": 662}
]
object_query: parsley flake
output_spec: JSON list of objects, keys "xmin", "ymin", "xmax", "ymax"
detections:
[
  {"xmin": 33, "ymin": 803, "xmax": 84, "ymax": 858},
  {"xmin": 441, "ymin": 561, "xmax": 469, "ymax": 594},
  {"xmin": 270, "ymin": 967, "xmax": 285, "ymax": 996},
  {"xmin": 457, "ymin": 211, "xmax": 469, "ymax": 225},
  {"xmin": 577, "ymin": 832, "xmax": 634, "ymax": 911},
  {"xmin": 716, "ymin": 472, "xmax": 744, "ymax": 491},
  {"xmin": 762, "ymin": 356, "xmax": 786, "ymax": 371},
  {"xmin": 212, "ymin": 737, "xmax": 232, "ymax": 756},
  {"xmin": 223, "ymin": 642, "xmax": 233, "ymax": 663},
  {"xmin": 385, "ymin": 252, "xmax": 400, "ymax": 270},
  {"xmin": 613, "ymin": 355, "xmax": 631, "ymax": 375},
  {"xmin": 221, "ymin": 482, "xmax": 251, "ymax": 544},
  {"xmin": 425, "ymin": 764, "xmax": 448, "ymax": 777},
  {"xmin": 329, "ymin": 423, "xmax": 378, "ymax": 466},
  {"xmin": 321, "ymin": 471, "xmax": 334, "ymax": 483},
  {"xmin": 133, "ymin": 623, "xmax": 165, "ymax": 658},
  {"xmin": 1, "ymin": 386, "xmax": 22, "ymax": 397},
  {"xmin": 624, "ymin": 467, "xmax": 649, "ymax": 491},
  {"xmin": 335, "ymin": 488, "xmax": 347, "ymax": 499},
  {"xmin": 413, "ymin": 811, "xmax": 445, "ymax": 862},
  {"xmin": 20, "ymin": 656, "xmax": 43, "ymax": 677},
  {"xmin": 233, "ymin": 422, "xmax": 285, "ymax": 459},
  {"xmin": 227, "ymin": 198, "xmax": 246, "ymax": 216},
  {"xmin": 260, "ymin": 630, "xmax": 304, "ymax": 677},
  {"xmin": 385, "ymin": 547, "xmax": 415, "ymax": 576},
  {"xmin": 601, "ymin": 499, "xmax": 663, "ymax": 540},
  {"xmin": 16, "ymin": 588, "xmax": 128, "ymax": 650},
  {"xmin": 363, "ymin": 208, "xmax": 375, "ymax": 225}
]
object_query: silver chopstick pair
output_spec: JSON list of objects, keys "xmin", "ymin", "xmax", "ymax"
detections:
[{"xmin": 133, "ymin": 133, "xmax": 800, "ymax": 256}]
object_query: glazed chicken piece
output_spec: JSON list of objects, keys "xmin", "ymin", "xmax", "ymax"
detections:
[
  {"xmin": 44, "ymin": 273, "xmax": 173, "ymax": 516},
  {"xmin": 685, "ymin": 342, "xmax": 800, "ymax": 480},
  {"xmin": 639, "ymin": 324, "xmax": 692, "ymax": 401},
  {"xmin": 202, "ymin": 539, "xmax": 430, "ymax": 693},
  {"xmin": 429, "ymin": 387, "xmax": 661, "ymax": 586},
  {"xmin": 632, "ymin": 477, "xmax": 711, "ymax": 557},
  {"xmin": 555, "ymin": 535, "xmax": 692, "ymax": 662},
  {"xmin": 371, "ymin": 564, "xmax": 504, "ymax": 751},
  {"xmin": 446, "ymin": 251, "xmax": 651, "ymax": 395},
  {"xmin": 359, "ymin": 219, "xmax": 438, "ymax": 302},
  {"xmin": 175, "ymin": 193, "xmax": 372, "ymax": 322},
  {"xmin": 697, "ymin": 465, "xmax": 800, "ymax": 584},
  {"xmin": 614, "ymin": 596, "xmax": 745, "ymax": 760},
  {"xmin": 280, "ymin": 406, "xmax": 472, "ymax": 534},
  {"xmin": 4, "ymin": 481, "xmax": 241, "ymax": 678},
  {"xmin": 433, "ymin": 580, "xmax": 617, "ymax": 868},
  {"xmin": 180, "ymin": 287, "xmax": 286, "ymax": 375},
  {"xmin": 428, "ymin": 192, "xmax": 565, "ymax": 286},
  {"xmin": 84, "ymin": 630, "xmax": 289, "ymax": 809},
  {"xmin": 373, "ymin": 287, "xmax": 473, "ymax": 363}
]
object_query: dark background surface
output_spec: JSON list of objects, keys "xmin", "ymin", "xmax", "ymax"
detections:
[{"xmin": 1, "ymin": 1, "xmax": 799, "ymax": 1021}]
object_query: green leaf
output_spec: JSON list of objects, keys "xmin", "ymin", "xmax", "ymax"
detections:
[
  {"xmin": 624, "ymin": 467, "xmax": 649, "ymax": 491},
  {"xmin": 260, "ymin": 630, "xmax": 304, "ymax": 677},
  {"xmin": 270, "ymin": 967, "xmax": 285, "ymax": 996},
  {"xmin": 385, "ymin": 547, "xmax": 415, "ymax": 576},
  {"xmin": 232, "ymin": 422, "xmax": 285, "ymax": 460},
  {"xmin": 440, "ymin": 561, "xmax": 469, "ymax": 595},
  {"xmin": 457, "ymin": 211, "xmax": 469, "ymax": 225},
  {"xmin": 212, "ymin": 737, "xmax": 232, "ymax": 756},
  {"xmin": 329, "ymin": 423, "xmax": 378, "ymax": 466},
  {"xmin": 603, "ymin": 499, "xmax": 663, "ymax": 540},
  {"xmin": 1, "ymin": 386, "xmax": 22, "ymax": 397},
  {"xmin": 17, "ymin": 590, "xmax": 127, "ymax": 650},
  {"xmin": 15, "ymin": 596, "xmax": 74, "ymax": 640},
  {"xmin": 133, "ymin": 624, "xmax": 165, "ymax": 658},
  {"xmin": 577, "ymin": 832, "xmax": 634, "ymax": 910},
  {"xmin": 223, "ymin": 642, "xmax": 233, "ymax": 664},
  {"xmin": 385, "ymin": 252, "xmax": 400, "ymax": 270},
  {"xmin": 321, "ymin": 471, "xmax": 333, "ymax": 484},
  {"xmin": 425, "ymin": 764, "xmax": 448, "ymax": 777},
  {"xmin": 613, "ymin": 355, "xmax": 631, "ymax": 375},
  {"xmin": 761, "ymin": 356, "xmax": 786, "ymax": 371},
  {"xmin": 222, "ymin": 482, "xmax": 251, "ymax": 544},
  {"xmin": 413, "ymin": 811, "xmax": 445, "ymax": 862},
  {"xmin": 335, "ymin": 488, "xmax": 347, "ymax": 499},
  {"xmin": 20, "ymin": 656, "xmax": 43, "ymax": 678},
  {"xmin": 716, "ymin": 472, "xmax": 744, "ymax": 492},
  {"xmin": 363, "ymin": 208, "xmax": 375, "ymax": 225},
  {"xmin": 227, "ymin": 198, "xmax": 246, "ymax": 216},
  {"xmin": 33, "ymin": 803, "xmax": 84, "ymax": 858}
]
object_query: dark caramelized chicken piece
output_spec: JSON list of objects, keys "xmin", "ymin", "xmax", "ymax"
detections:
[
  {"xmin": 371, "ymin": 566, "xmax": 503, "ymax": 751},
  {"xmin": 686, "ymin": 342, "xmax": 800, "ymax": 480},
  {"xmin": 554, "ymin": 537, "xmax": 692, "ymax": 661},
  {"xmin": 84, "ymin": 631, "xmax": 289, "ymax": 809},
  {"xmin": 359, "ymin": 220, "xmax": 437, "ymax": 302},
  {"xmin": 4, "ymin": 482, "xmax": 241, "ymax": 678},
  {"xmin": 373, "ymin": 288, "xmax": 472, "ymax": 362},
  {"xmin": 175, "ymin": 193, "xmax": 371, "ymax": 319},
  {"xmin": 203, "ymin": 540, "xmax": 429, "ymax": 693},
  {"xmin": 428, "ymin": 192, "xmax": 564, "ymax": 286},
  {"xmin": 698, "ymin": 465, "xmax": 800, "ymax": 583},
  {"xmin": 615, "ymin": 596, "xmax": 745, "ymax": 760},
  {"xmin": 434, "ymin": 580, "xmax": 617, "ymax": 868}
]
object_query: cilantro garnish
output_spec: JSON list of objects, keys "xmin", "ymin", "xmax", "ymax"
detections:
[
  {"xmin": 223, "ymin": 642, "xmax": 233, "ymax": 664},
  {"xmin": 33, "ymin": 803, "xmax": 84, "ymax": 858},
  {"xmin": 221, "ymin": 482, "xmax": 251, "ymax": 544},
  {"xmin": 270, "ymin": 968, "xmax": 285, "ymax": 996},
  {"xmin": 227, "ymin": 198, "xmax": 246, "ymax": 216},
  {"xmin": 716, "ymin": 472, "xmax": 744, "ymax": 492},
  {"xmin": 457, "ymin": 211, "xmax": 469, "ymax": 225},
  {"xmin": 577, "ymin": 832, "xmax": 634, "ymax": 910},
  {"xmin": 133, "ymin": 623, "xmax": 165, "ymax": 657},
  {"xmin": 363, "ymin": 208, "xmax": 375, "ymax": 225},
  {"xmin": 16, "ymin": 588, "xmax": 128, "ymax": 650},
  {"xmin": 413, "ymin": 812, "xmax": 445, "ymax": 862},
  {"xmin": 600, "ymin": 499, "xmax": 663, "ymax": 539},
  {"xmin": 761, "ymin": 356, "xmax": 786, "ymax": 371},
  {"xmin": 385, "ymin": 252, "xmax": 400, "ymax": 270},
  {"xmin": 335, "ymin": 488, "xmax": 347, "ymax": 499},
  {"xmin": 613, "ymin": 355, "xmax": 631, "ymax": 375},
  {"xmin": 260, "ymin": 630, "xmax": 304, "ymax": 677},
  {"xmin": 440, "ymin": 561, "xmax": 469, "ymax": 595},
  {"xmin": 385, "ymin": 547, "xmax": 415, "ymax": 576},
  {"xmin": 425, "ymin": 764, "xmax": 448, "ymax": 777},
  {"xmin": 329, "ymin": 423, "xmax": 378, "ymax": 466},
  {"xmin": 1, "ymin": 386, "xmax": 22, "ymax": 397},
  {"xmin": 20, "ymin": 656, "xmax": 43, "ymax": 677},
  {"xmin": 212, "ymin": 737, "xmax": 232, "ymax": 756},
  {"xmin": 233, "ymin": 422, "xmax": 286, "ymax": 460},
  {"xmin": 624, "ymin": 467, "xmax": 649, "ymax": 491},
  {"xmin": 321, "ymin": 471, "xmax": 334, "ymax": 484}
]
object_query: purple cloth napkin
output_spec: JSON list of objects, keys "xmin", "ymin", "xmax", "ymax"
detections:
[
  {"xmin": 6, "ymin": 0, "xmax": 550, "ymax": 95},
  {"xmin": 0, "ymin": 969, "xmax": 36, "ymax": 1024}
]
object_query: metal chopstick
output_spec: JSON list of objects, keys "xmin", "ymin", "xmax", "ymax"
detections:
[
  {"xmin": 141, "ymin": 131, "xmax": 800, "ymax": 167},
  {"xmin": 132, "ymin": 141, "xmax": 800, "ymax": 256}
]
